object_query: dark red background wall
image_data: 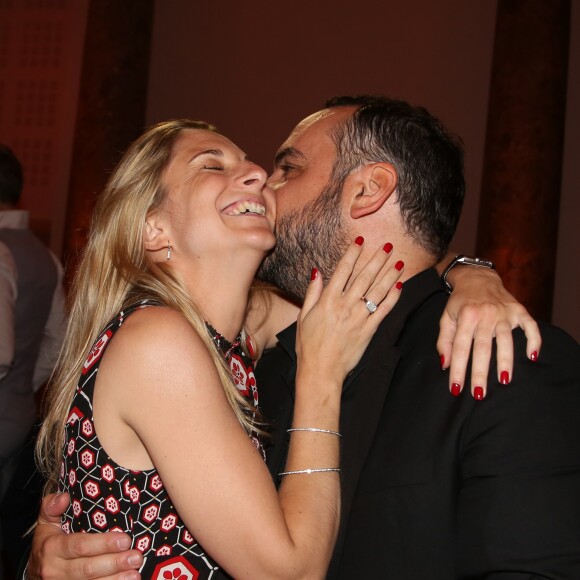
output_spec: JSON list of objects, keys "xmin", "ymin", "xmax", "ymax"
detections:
[{"xmin": 1, "ymin": 0, "xmax": 577, "ymax": 340}]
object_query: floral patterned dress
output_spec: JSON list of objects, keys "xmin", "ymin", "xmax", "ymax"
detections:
[{"xmin": 60, "ymin": 301, "xmax": 264, "ymax": 579}]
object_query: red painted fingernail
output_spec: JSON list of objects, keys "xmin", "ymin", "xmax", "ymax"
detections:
[
  {"xmin": 383, "ymin": 242, "xmax": 393, "ymax": 253},
  {"xmin": 395, "ymin": 260, "xmax": 404, "ymax": 271},
  {"xmin": 440, "ymin": 354, "xmax": 445, "ymax": 369},
  {"xmin": 500, "ymin": 370, "xmax": 510, "ymax": 385},
  {"xmin": 310, "ymin": 267, "xmax": 318, "ymax": 280},
  {"xmin": 355, "ymin": 236, "xmax": 364, "ymax": 246},
  {"xmin": 396, "ymin": 281, "xmax": 403, "ymax": 290},
  {"xmin": 451, "ymin": 382, "xmax": 461, "ymax": 396},
  {"xmin": 473, "ymin": 386, "xmax": 484, "ymax": 400},
  {"xmin": 530, "ymin": 351, "xmax": 538, "ymax": 362}
]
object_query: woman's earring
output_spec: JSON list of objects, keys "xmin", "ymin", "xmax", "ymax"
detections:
[{"xmin": 166, "ymin": 242, "xmax": 172, "ymax": 261}]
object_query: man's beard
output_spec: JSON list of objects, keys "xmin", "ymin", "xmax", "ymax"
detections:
[{"xmin": 257, "ymin": 181, "xmax": 350, "ymax": 304}]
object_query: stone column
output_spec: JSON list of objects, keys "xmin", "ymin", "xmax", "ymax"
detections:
[
  {"xmin": 476, "ymin": 0, "xmax": 570, "ymax": 321},
  {"xmin": 63, "ymin": 0, "xmax": 154, "ymax": 284}
]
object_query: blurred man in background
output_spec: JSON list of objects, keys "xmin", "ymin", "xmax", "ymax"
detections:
[{"xmin": 0, "ymin": 144, "xmax": 65, "ymax": 578}]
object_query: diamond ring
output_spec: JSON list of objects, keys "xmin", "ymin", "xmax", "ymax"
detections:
[{"xmin": 361, "ymin": 296, "xmax": 378, "ymax": 314}]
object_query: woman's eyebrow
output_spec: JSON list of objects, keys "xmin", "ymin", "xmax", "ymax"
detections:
[{"xmin": 189, "ymin": 149, "xmax": 224, "ymax": 162}]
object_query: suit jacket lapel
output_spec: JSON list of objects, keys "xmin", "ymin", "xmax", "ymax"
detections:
[
  {"xmin": 329, "ymin": 320, "xmax": 400, "ymax": 576},
  {"xmin": 328, "ymin": 268, "xmax": 443, "ymax": 577},
  {"xmin": 259, "ymin": 324, "xmax": 298, "ymax": 481}
]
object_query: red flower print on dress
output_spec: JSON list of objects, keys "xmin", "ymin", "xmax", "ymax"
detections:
[
  {"xmin": 230, "ymin": 354, "xmax": 250, "ymax": 395},
  {"xmin": 163, "ymin": 568, "xmax": 185, "ymax": 579},
  {"xmin": 66, "ymin": 406, "xmax": 84, "ymax": 425},
  {"xmin": 82, "ymin": 330, "xmax": 113, "ymax": 375},
  {"xmin": 152, "ymin": 556, "xmax": 199, "ymax": 580}
]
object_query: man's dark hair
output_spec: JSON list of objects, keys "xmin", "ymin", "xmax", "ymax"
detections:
[
  {"xmin": 324, "ymin": 95, "xmax": 465, "ymax": 260},
  {"xmin": 0, "ymin": 144, "xmax": 23, "ymax": 205}
]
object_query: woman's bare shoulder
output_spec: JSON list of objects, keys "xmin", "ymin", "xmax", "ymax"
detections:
[{"xmin": 104, "ymin": 305, "xmax": 212, "ymax": 376}]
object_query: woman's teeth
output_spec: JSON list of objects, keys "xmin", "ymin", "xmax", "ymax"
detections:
[{"xmin": 228, "ymin": 201, "xmax": 265, "ymax": 216}]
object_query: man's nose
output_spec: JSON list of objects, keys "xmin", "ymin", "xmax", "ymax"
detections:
[{"xmin": 266, "ymin": 173, "xmax": 283, "ymax": 191}]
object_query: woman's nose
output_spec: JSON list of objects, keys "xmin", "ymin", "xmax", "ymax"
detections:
[{"xmin": 242, "ymin": 164, "xmax": 267, "ymax": 187}]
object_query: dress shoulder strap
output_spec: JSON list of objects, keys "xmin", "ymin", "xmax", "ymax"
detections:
[{"xmin": 79, "ymin": 300, "xmax": 161, "ymax": 381}]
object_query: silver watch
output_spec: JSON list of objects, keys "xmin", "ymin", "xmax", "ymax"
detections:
[{"xmin": 441, "ymin": 255, "xmax": 495, "ymax": 294}]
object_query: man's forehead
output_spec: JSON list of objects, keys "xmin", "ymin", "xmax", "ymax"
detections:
[
  {"xmin": 292, "ymin": 108, "xmax": 336, "ymax": 135},
  {"xmin": 276, "ymin": 106, "xmax": 353, "ymax": 159}
]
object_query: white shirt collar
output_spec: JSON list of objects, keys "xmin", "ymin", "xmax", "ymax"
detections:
[{"xmin": 0, "ymin": 210, "xmax": 29, "ymax": 229}]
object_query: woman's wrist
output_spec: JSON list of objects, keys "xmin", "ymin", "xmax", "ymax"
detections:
[{"xmin": 295, "ymin": 361, "xmax": 347, "ymax": 392}]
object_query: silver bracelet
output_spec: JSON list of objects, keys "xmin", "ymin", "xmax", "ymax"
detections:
[
  {"xmin": 287, "ymin": 427, "xmax": 342, "ymax": 437},
  {"xmin": 278, "ymin": 467, "xmax": 341, "ymax": 477}
]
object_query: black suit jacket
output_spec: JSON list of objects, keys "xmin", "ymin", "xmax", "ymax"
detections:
[{"xmin": 256, "ymin": 269, "xmax": 580, "ymax": 579}]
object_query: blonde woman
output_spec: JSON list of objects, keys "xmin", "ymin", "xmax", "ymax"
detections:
[{"xmin": 37, "ymin": 120, "xmax": 404, "ymax": 579}]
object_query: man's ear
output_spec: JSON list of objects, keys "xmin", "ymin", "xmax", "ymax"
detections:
[
  {"xmin": 143, "ymin": 211, "xmax": 168, "ymax": 253},
  {"xmin": 349, "ymin": 163, "xmax": 397, "ymax": 219}
]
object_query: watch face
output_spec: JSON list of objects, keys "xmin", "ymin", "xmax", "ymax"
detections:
[
  {"xmin": 442, "ymin": 256, "xmax": 495, "ymax": 294},
  {"xmin": 459, "ymin": 256, "xmax": 494, "ymax": 268}
]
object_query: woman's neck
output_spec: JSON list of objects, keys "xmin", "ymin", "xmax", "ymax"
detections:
[{"xmin": 179, "ymin": 254, "xmax": 261, "ymax": 343}]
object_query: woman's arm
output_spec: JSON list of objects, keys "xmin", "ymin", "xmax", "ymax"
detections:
[{"xmin": 98, "ymin": 239, "xmax": 401, "ymax": 580}]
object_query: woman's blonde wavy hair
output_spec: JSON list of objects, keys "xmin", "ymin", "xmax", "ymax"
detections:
[{"xmin": 37, "ymin": 119, "xmax": 259, "ymax": 493}]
